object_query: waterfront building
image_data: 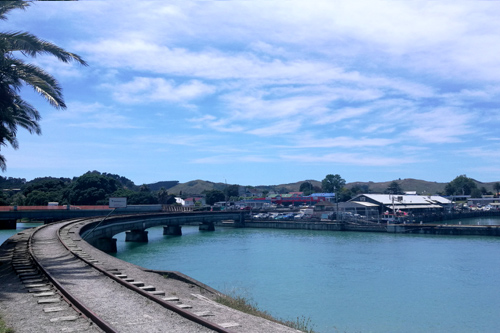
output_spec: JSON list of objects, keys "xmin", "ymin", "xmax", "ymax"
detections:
[{"xmin": 348, "ymin": 194, "xmax": 452, "ymax": 215}]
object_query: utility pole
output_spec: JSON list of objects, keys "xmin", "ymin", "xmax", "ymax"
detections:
[{"xmin": 335, "ymin": 186, "xmax": 339, "ymax": 221}]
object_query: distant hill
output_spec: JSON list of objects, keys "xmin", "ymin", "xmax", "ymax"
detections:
[
  {"xmin": 146, "ymin": 181, "xmax": 179, "ymax": 192},
  {"xmin": 252, "ymin": 180, "xmax": 322, "ymax": 193},
  {"xmin": 162, "ymin": 178, "xmax": 500, "ymax": 197},
  {"xmin": 166, "ymin": 179, "xmax": 227, "ymax": 196},
  {"xmin": 346, "ymin": 178, "xmax": 447, "ymax": 195}
]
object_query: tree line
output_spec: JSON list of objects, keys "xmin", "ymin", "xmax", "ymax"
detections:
[{"xmin": 0, "ymin": 171, "xmax": 176, "ymax": 206}]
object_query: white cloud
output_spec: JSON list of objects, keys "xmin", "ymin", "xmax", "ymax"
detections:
[
  {"xmin": 404, "ymin": 108, "xmax": 475, "ymax": 143},
  {"xmin": 281, "ymin": 152, "xmax": 416, "ymax": 167},
  {"xmin": 191, "ymin": 154, "xmax": 275, "ymax": 164},
  {"xmin": 105, "ymin": 77, "xmax": 216, "ymax": 104},
  {"xmin": 247, "ymin": 120, "xmax": 302, "ymax": 137},
  {"xmin": 45, "ymin": 102, "xmax": 139, "ymax": 129},
  {"xmin": 312, "ymin": 107, "xmax": 373, "ymax": 125},
  {"xmin": 287, "ymin": 136, "xmax": 394, "ymax": 149},
  {"xmin": 460, "ymin": 146, "xmax": 500, "ymax": 159}
]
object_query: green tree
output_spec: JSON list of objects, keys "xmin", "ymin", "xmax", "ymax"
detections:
[
  {"xmin": 0, "ymin": 1, "xmax": 87, "ymax": 170},
  {"xmin": 385, "ymin": 181, "xmax": 403, "ymax": 194},
  {"xmin": 494, "ymin": 182, "xmax": 500, "ymax": 197},
  {"xmin": 470, "ymin": 188, "xmax": 482, "ymax": 199},
  {"xmin": 128, "ymin": 192, "xmax": 157, "ymax": 204},
  {"xmin": 157, "ymin": 187, "xmax": 169, "ymax": 204},
  {"xmin": 337, "ymin": 188, "xmax": 353, "ymax": 202},
  {"xmin": 24, "ymin": 190, "xmax": 51, "ymax": 206},
  {"xmin": 321, "ymin": 174, "xmax": 346, "ymax": 193},
  {"xmin": 111, "ymin": 188, "xmax": 158, "ymax": 205},
  {"xmin": 205, "ymin": 190, "xmax": 225, "ymax": 206},
  {"xmin": 64, "ymin": 172, "xmax": 120, "ymax": 205},
  {"xmin": 299, "ymin": 182, "xmax": 314, "ymax": 196},
  {"xmin": 445, "ymin": 175, "xmax": 477, "ymax": 196},
  {"xmin": 10, "ymin": 192, "xmax": 25, "ymax": 205},
  {"xmin": 0, "ymin": 191, "xmax": 8, "ymax": 205},
  {"xmin": 22, "ymin": 177, "xmax": 69, "ymax": 198},
  {"xmin": 480, "ymin": 186, "xmax": 491, "ymax": 195},
  {"xmin": 350, "ymin": 184, "xmax": 370, "ymax": 195},
  {"xmin": 224, "ymin": 184, "xmax": 239, "ymax": 198},
  {"xmin": 139, "ymin": 184, "xmax": 150, "ymax": 192}
]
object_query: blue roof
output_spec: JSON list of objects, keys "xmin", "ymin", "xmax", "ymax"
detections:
[{"xmin": 308, "ymin": 193, "xmax": 335, "ymax": 197}]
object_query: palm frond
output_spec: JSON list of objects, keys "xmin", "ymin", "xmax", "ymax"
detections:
[
  {"xmin": 0, "ymin": 1, "xmax": 30, "ymax": 21},
  {"xmin": 0, "ymin": 31, "xmax": 88, "ymax": 66},
  {"xmin": 9, "ymin": 59, "xmax": 66, "ymax": 108},
  {"xmin": 0, "ymin": 125, "xmax": 18, "ymax": 149},
  {"xmin": 0, "ymin": 153, "xmax": 7, "ymax": 172}
]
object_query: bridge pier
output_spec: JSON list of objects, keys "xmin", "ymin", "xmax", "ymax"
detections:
[
  {"xmin": 90, "ymin": 237, "xmax": 117, "ymax": 253},
  {"xmin": 163, "ymin": 225, "xmax": 182, "ymax": 236},
  {"xmin": 233, "ymin": 213, "xmax": 245, "ymax": 228},
  {"xmin": 199, "ymin": 222, "xmax": 215, "ymax": 231},
  {"xmin": 0, "ymin": 219, "xmax": 17, "ymax": 230},
  {"xmin": 125, "ymin": 229, "xmax": 148, "ymax": 242}
]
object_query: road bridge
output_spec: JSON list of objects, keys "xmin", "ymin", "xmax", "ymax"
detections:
[
  {"xmin": 0, "ymin": 205, "xmax": 164, "ymax": 229},
  {"xmin": 77, "ymin": 211, "xmax": 245, "ymax": 252}
]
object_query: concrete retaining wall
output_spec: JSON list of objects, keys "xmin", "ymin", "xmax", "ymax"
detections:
[
  {"xmin": 239, "ymin": 220, "xmax": 344, "ymax": 231},
  {"xmin": 387, "ymin": 224, "xmax": 500, "ymax": 236}
]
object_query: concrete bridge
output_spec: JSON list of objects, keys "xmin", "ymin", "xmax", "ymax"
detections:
[
  {"xmin": 74, "ymin": 211, "xmax": 246, "ymax": 252},
  {"xmin": 0, "ymin": 205, "xmax": 167, "ymax": 229}
]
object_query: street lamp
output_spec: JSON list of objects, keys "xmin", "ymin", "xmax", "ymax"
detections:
[{"xmin": 334, "ymin": 186, "xmax": 339, "ymax": 221}]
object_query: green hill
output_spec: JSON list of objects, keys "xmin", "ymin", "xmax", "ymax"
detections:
[
  {"xmin": 144, "ymin": 177, "xmax": 500, "ymax": 197},
  {"xmin": 166, "ymin": 179, "xmax": 227, "ymax": 196}
]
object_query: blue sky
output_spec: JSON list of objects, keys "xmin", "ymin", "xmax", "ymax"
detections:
[{"xmin": 2, "ymin": 1, "xmax": 500, "ymax": 186}]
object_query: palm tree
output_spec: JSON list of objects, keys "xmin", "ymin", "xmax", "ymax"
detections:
[
  {"xmin": 494, "ymin": 182, "xmax": 500, "ymax": 197},
  {"xmin": 0, "ymin": 1, "xmax": 87, "ymax": 170},
  {"xmin": 157, "ymin": 187, "xmax": 169, "ymax": 204}
]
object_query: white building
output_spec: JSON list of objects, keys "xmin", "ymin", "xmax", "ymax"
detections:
[{"xmin": 175, "ymin": 197, "xmax": 206, "ymax": 207}]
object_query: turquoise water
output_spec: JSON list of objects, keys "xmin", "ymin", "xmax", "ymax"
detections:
[
  {"xmin": 112, "ymin": 222, "xmax": 500, "ymax": 333},
  {"xmin": 0, "ymin": 223, "xmax": 42, "ymax": 244}
]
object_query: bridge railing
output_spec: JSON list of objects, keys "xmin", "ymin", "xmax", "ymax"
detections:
[
  {"xmin": 162, "ymin": 205, "xmax": 194, "ymax": 212},
  {"xmin": 0, "ymin": 205, "xmax": 112, "ymax": 211}
]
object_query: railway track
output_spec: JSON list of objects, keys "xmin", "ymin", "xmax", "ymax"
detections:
[
  {"xmin": 1, "ymin": 217, "xmax": 300, "ymax": 333},
  {"xmin": 7, "ymin": 218, "xmax": 232, "ymax": 332}
]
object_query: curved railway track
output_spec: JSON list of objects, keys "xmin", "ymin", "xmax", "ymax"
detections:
[{"xmin": 11, "ymin": 218, "xmax": 232, "ymax": 332}]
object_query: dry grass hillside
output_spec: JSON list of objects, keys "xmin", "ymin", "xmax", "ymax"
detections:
[{"xmin": 149, "ymin": 177, "xmax": 500, "ymax": 197}]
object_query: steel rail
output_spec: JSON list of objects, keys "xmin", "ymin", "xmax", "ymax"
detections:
[
  {"xmin": 28, "ymin": 219, "xmax": 119, "ymax": 333},
  {"xmin": 58, "ymin": 216, "xmax": 232, "ymax": 333}
]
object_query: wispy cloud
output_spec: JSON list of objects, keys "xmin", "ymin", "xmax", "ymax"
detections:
[
  {"xmin": 104, "ymin": 77, "xmax": 216, "ymax": 104},
  {"xmin": 44, "ymin": 102, "xmax": 140, "ymax": 129},
  {"xmin": 286, "ymin": 136, "xmax": 395, "ymax": 149},
  {"xmin": 281, "ymin": 152, "xmax": 416, "ymax": 167}
]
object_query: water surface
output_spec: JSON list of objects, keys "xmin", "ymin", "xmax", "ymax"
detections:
[{"xmin": 112, "ymin": 219, "xmax": 500, "ymax": 333}]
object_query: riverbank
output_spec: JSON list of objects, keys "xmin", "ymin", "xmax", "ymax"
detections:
[{"xmin": 227, "ymin": 219, "xmax": 500, "ymax": 236}]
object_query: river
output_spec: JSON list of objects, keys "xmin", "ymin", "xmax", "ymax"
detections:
[{"xmin": 2, "ymin": 219, "xmax": 499, "ymax": 332}]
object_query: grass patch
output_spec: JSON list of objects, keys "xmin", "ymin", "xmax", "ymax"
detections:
[
  {"xmin": 215, "ymin": 289, "xmax": 316, "ymax": 333},
  {"xmin": 0, "ymin": 315, "xmax": 14, "ymax": 333}
]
